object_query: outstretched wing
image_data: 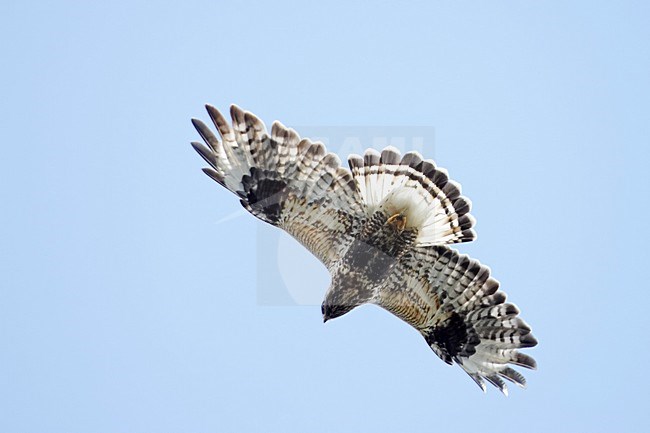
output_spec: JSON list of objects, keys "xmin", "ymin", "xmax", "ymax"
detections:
[
  {"xmin": 376, "ymin": 245, "xmax": 537, "ymax": 394},
  {"xmin": 191, "ymin": 105, "xmax": 366, "ymax": 267}
]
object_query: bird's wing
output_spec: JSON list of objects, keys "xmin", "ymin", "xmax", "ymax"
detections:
[
  {"xmin": 375, "ymin": 245, "xmax": 537, "ymax": 394},
  {"xmin": 192, "ymin": 105, "xmax": 366, "ymax": 267}
]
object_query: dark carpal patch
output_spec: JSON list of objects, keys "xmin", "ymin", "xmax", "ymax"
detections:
[
  {"xmin": 425, "ymin": 312, "xmax": 478, "ymax": 364},
  {"xmin": 241, "ymin": 168, "xmax": 289, "ymax": 223}
]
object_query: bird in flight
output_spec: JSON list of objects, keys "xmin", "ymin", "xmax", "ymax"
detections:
[{"xmin": 191, "ymin": 104, "xmax": 537, "ymax": 394}]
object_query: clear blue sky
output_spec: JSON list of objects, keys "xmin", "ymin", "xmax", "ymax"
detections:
[{"xmin": 1, "ymin": 1, "xmax": 648, "ymax": 432}]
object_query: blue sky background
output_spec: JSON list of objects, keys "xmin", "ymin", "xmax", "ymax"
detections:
[{"xmin": 1, "ymin": 1, "xmax": 649, "ymax": 432}]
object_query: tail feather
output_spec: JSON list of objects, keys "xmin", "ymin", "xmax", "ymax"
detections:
[{"xmin": 348, "ymin": 147, "xmax": 477, "ymax": 246}]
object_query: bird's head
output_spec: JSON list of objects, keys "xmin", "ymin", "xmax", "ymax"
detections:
[
  {"xmin": 321, "ymin": 267, "xmax": 374, "ymax": 323},
  {"xmin": 321, "ymin": 301, "xmax": 355, "ymax": 323}
]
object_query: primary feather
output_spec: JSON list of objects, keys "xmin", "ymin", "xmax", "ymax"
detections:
[{"xmin": 192, "ymin": 104, "xmax": 537, "ymax": 394}]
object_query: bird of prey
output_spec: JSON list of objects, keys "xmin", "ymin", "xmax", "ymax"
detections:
[{"xmin": 191, "ymin": 104, "xmax": 537, "ymax": 394}]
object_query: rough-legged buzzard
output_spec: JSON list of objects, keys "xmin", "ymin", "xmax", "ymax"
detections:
[{"xmin": 191, "ymin": 105, "xmax": 537, "ymax": 394}]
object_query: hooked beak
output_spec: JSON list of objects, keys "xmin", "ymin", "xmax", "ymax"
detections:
[{"xmin": 321, "ymin": 303, "xmax": 329, "ymax": 323}]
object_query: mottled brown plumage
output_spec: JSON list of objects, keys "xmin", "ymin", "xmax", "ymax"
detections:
[{"xmin": 192, "ymin": 104, "xmax": 537, "ymax": 394}]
